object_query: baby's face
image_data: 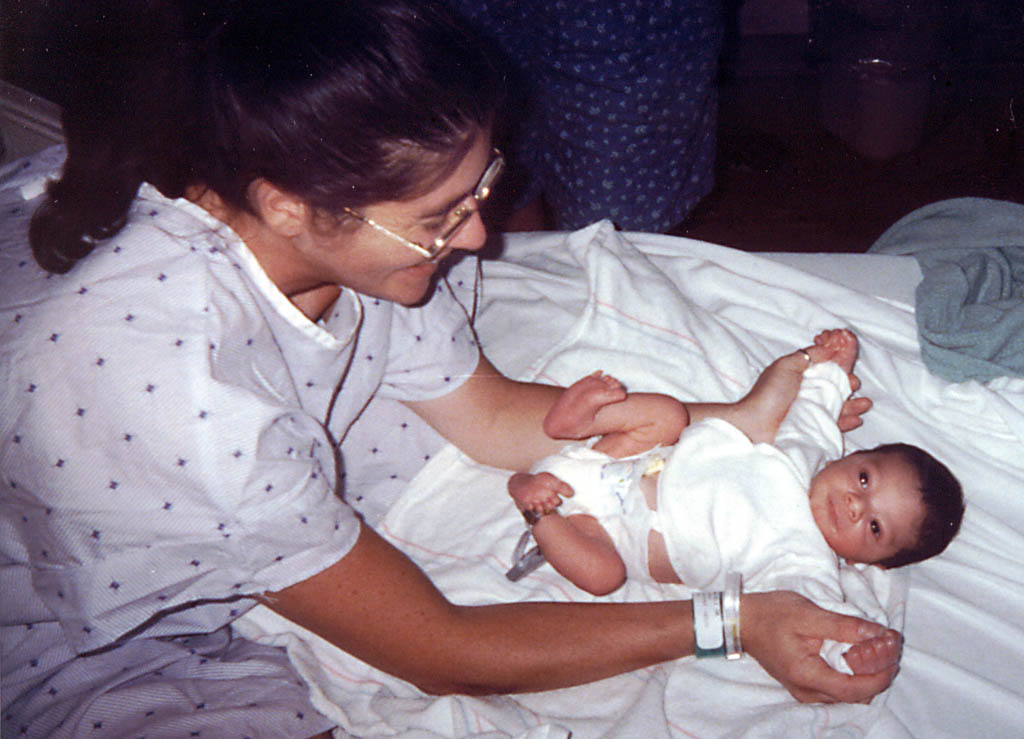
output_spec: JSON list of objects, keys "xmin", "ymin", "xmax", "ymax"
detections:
[{"xmin": 808, "ymin": 451, "xmax": 925, "ymax": 565}]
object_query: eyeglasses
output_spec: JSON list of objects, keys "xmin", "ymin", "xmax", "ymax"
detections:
[{"xmin": 344, "ymin": 149, "xmax": 505, "ymax": 261}]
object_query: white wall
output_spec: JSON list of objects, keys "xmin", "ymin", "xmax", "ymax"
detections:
[{"xmin": 0, "ymin": 79, "xmax": 62, "ymax": 166}]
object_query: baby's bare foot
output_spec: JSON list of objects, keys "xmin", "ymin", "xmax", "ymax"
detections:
[
  {"xmin": 508, "ymin": 471, "xmax": 571, "ymax": 514},
  {"xmin": 544, "ymin": 371, "xmax": 627, "ymax": 439},
  {"xmin": 810, "ymin": 328, "xmax": 859, "ymax": 375}
]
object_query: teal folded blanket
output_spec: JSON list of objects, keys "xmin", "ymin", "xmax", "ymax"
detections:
[{"xmin": 869, "ymin": 197, "xmax": 1024, "ymax": 383}]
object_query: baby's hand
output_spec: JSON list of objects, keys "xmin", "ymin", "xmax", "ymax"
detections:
[
  {"xmin": 508, "ymin": 472, "xmax": 574, "ymax": 515},
  {"xmin": 843, "ymin": 629, "xmax": 902, "ymax": 676}
]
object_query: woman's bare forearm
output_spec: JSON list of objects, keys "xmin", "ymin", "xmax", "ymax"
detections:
[
  {"xmin": 268, "ymin": 525, "xmax": 898, "ymax": 701},
  {"xmin": 267, "ymin": 524, "xmax": 692, "ymax": 694},
  {"xmin": 404, "ymin": 355, "xmax": 582, "ymax": 470}
]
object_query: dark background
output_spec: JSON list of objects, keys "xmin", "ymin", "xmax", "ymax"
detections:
[{"xmin": 3, "ymin": 0, "xmax": 1021, "ymax": 253}]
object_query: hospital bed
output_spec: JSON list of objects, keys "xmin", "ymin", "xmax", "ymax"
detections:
[
  {"xmin": 4, "ymin": 92, "xmax": 1022, "ymax": 735},
  {"xmin": 240, "ymin": 221, "xmax": 1024, "ymax": 738}
]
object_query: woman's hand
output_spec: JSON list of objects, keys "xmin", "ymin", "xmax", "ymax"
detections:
[
  {"xmin": 838, "ymin": 395, "xmax": 872, "ymax": 432},
  {"xmin": 741, "ymin": 590, "xmax": 900, "ymax": 703}
]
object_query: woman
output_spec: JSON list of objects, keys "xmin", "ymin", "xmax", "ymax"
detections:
[{"xmin": 0, "ymin": 1, "xmax": 897, "ymax": 736}]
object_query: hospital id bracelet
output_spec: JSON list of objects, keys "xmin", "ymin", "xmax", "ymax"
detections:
[
  {"xmin": 692, "ymin": 573, "xmax": 743, "ymax": 659},
  {"xmin": 722, "ymin": 572, "xmax": 743, "ymax": 660},
  {"xmin": 521, "ymin": 508, "xmax": 554, "ymax": 526},
  {"xmin": 692, "ymin": 590, "xmax": 725, "ymax": 657}
]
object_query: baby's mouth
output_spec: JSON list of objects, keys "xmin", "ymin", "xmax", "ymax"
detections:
[{"xmin": 829, "ymin": 495, "xmax": 840, "ymax": 533}]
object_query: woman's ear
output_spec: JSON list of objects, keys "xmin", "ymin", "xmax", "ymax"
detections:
[{"xmin": 249, "ymin": 178, "xmax": 310, "ymax": 237}]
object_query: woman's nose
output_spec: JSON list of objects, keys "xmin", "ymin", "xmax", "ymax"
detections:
[{"xmin": 449, "ymin": 209, "xmax": 487, "ymax": 253}]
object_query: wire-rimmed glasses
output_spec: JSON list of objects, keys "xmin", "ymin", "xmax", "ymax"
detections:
[{"xmin": 343, "ymin": 149, "xmax": 505, "ymax": 261}]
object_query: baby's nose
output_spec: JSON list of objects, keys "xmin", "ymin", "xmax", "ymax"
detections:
[{"xmin": 845, "ymin": 492, "xmax": 865, "ymax": 521}]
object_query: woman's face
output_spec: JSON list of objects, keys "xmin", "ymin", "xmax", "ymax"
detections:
[{"xmin": 301, "ymin": 133, "xmax": 494, "ymax": 306}]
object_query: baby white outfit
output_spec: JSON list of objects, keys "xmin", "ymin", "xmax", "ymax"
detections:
[{"xmin": 532, "ymin": 361, "xmax": 888, "ymax": 672}]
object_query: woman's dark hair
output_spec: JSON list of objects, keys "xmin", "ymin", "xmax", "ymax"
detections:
[
  {"xmin": 30, "ymin": 0, "xmax": 505, "ymax": 273},
  {"xmin": 867, "ymin": 443, "xmax": 965, "ymax": 569}
]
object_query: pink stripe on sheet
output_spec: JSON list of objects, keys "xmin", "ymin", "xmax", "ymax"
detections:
[
  {"xmin": 592, "ymin": 298, "xmax": 748, "ymax": 391},
  {"xmin": 593, "ymin": 297, "xmax": 702, "ymax": 346},
  {"xmin": 315, "ymin": 657, "xmax": 402, "ymax": 692},
  {"xmin": 380, "ymin": 523, "xmax": 611, "ymax": 604}
]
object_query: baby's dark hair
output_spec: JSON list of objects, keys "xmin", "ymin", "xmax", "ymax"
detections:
[{"xmin": 868, "ymin": 443, "xmax": 964, "ymax": 568}]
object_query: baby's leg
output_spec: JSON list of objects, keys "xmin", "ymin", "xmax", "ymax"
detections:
[
  {"xmin": 532, "ymin": 512, "xmax": 628, "ymax": 596},
  {"xmin": 543, "ymin": 371, "xmax": 627, "ymax": 440},
  {"xmin": 588, "ymin": 391, "xmax": 689, "ymax": 458},
  {"xmin": 812, "ymin": 328, "xmax": 858, "ymax": 375},
  {"xmin": 730, "ymin": 329, "xmax": 859, "ymax": 444}
]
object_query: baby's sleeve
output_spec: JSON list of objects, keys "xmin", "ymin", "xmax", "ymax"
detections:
[{"xmin": 773, "ymin": 361, "xmax": 850, "ymax": 482}]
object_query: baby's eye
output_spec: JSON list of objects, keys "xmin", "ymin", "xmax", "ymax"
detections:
[
  {"xmin": 859, "ymin": 471, "xmax": 869, "ymax": 488},
  {"xmin": 870, "ymin": 519, "xmax": 881, "ymax": 537}
]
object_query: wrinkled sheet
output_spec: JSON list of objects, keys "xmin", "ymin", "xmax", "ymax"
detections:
[{"xmin": 239, "ymin": 221, "xmax": 1024, "ymax": 738}]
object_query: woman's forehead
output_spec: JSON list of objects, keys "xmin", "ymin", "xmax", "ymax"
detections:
[
  {"xmin": 387, "ymin": 134, "xmax": 493, "ymax": 215},
  {"xmin": 385, "ymin": 126, "xmax": 487, "ymax": 200}
]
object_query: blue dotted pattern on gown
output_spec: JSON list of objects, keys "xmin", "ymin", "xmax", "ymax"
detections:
[{"xmin": 446, "ymin": 0, "xmax": 724, "ymax": 232}]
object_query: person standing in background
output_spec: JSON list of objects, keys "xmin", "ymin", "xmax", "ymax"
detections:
[{"xmin": 445, "ymin": 0, "xmax": 724, "ymax": 232}]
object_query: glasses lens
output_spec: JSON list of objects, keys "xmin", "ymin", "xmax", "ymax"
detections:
[
  {"xmin": 431, "ymin": 152, "xmax": 504, "ymax": 251},
  {"xmin": 432, "ymin": 207, "xmax": 473, "ymax": 251},
  {"xmin": 475, "ymin": 153, "xmax": 505, "ymax": 201}
]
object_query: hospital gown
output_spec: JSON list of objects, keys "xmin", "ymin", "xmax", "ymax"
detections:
[{"xmin": 0, "ymin": 149, "xmax": 478, "ymax": 737}]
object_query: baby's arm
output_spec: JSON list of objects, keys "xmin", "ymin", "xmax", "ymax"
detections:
[
  {"xmin": 544, "ymin": 371, "xmax": 689, "ymax": 458},
  {"xmin": 709, "ymin": 329, "xmax": 860, "ymax": 444}
]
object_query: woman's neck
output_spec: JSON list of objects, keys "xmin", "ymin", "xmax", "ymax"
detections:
[
  {"xmin": 289, "ymin": 284, "xmax": 343, "ymax": 321},
  {"xmin": 186, "ymin": 185, "xmax": 339, "ymax": 321}
]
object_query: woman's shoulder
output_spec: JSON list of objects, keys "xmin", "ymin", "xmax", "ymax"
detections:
[
  {"xmin": 6, "ymin": 180, "xmax": 247, "ymax": 301},
  {"xmin": 0, "ymin": 192, "xmax": 261, "ymax": 395}
]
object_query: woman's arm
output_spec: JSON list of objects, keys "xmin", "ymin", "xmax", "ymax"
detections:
[
  {"xmin": 266, "ymin": 524, "xmax": 899, "ymax": 700},
  {"xmin": 266, "ymin": 523, "xmax": 688, "ymax": 695},
  {"xmin": 404, "ymin": 354, "xmax": 688, "ymax": 471},
  {"xmin": 405, "ymin": 353, "xmax": 871, "ymax": 472},
  {"xmin": 403, "ymin": 354, "xmax": 576, "ymax": 471}
]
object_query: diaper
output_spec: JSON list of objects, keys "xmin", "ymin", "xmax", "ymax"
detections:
[{"xmin": 533, "ymin": 443, "xmax": 661, "ymax": 581}]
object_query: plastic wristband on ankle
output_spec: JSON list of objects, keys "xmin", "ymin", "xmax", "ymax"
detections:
[{"xmin": 692, "ymin": 572, "xmax": 743, "ymax": 659}]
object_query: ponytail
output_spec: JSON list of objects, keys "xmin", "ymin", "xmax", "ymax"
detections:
[
  {"xmin": 30, "ymin": 137, "xmax": 141, "ymax": 274},
  {"xmin": 29, "ymin": 0, "xmax": 199, "ymax": 273}
]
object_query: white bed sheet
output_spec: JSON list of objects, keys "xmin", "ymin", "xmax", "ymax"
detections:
[{"xmin": 239, "ymin": 222, "xmax": 1024, "ymax": 738}]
